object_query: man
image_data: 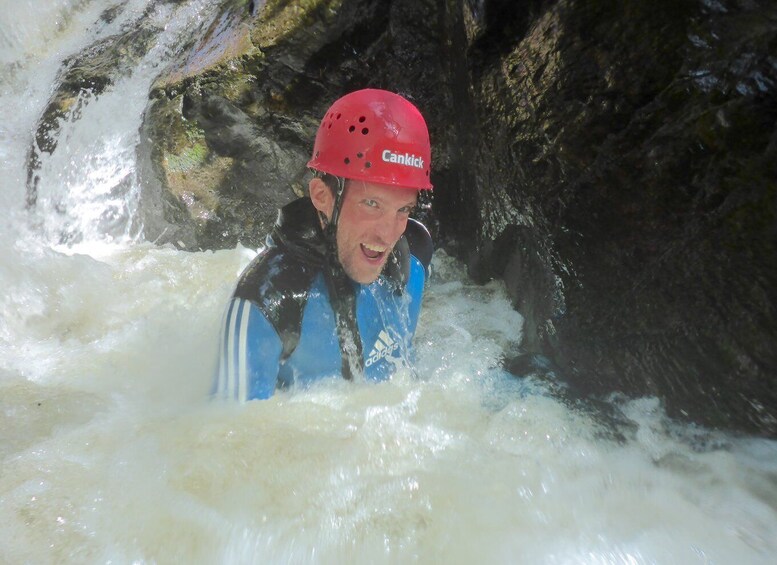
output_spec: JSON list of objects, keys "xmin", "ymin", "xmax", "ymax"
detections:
[{"xmin": 213, "ymin": 89, "xmax": 434, "ymax": 400}]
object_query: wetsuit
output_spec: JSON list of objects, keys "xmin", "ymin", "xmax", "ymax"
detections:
[{"xmin": 213, "ymin": 197, "xmax": 433, "ymax": 401}]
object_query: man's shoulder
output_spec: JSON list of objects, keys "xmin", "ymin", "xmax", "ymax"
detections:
[
  {"xmin": 235, "ymin": 247, "xmax": 316, "ymax": 300},
  {"xmin": 234, "ymin": 247, "xmax": 320, "ymax": 358},
  {"xmin": 405, "ymin": 218, "xmax": 433, "ymax": 275},
  {"xmin": 384, "ymin": 218, "xmax": 434, "ymax": 290}
]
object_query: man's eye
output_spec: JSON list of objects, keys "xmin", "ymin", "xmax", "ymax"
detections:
[
  {"xmin": 399, "ymin": 206, "xmax": 414, "ymax": 214},
  {"xmin": 363, "ymin": 199, "xmax": 378, "ymax": 208}
]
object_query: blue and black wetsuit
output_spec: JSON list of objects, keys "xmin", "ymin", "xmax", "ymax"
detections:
[{"xmin": 213, "ymin": 197, "xmax": 433, "ymax": 401}]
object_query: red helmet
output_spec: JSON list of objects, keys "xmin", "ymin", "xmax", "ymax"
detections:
[{"xmin": 307, "ymin": 89, "xmax": 433, "ymax": 190}]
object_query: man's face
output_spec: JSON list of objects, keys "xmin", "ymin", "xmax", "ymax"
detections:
[{"xmin": 335, "ymin": 180, "xmax": 418, "ymax": 284}]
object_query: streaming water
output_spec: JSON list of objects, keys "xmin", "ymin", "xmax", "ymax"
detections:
[{"xmin": 1, "ymin": 1, "xmax": 776, "ymax": 563}]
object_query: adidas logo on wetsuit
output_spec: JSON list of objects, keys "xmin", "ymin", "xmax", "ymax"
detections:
[{"xmin": 366, "ymin": 330, "xmax": 400, "ymax": 367}]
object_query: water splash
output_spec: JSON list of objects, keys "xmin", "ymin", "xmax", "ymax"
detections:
[{"xmin": 18, "ymin": 0, "xmax": 219, "ymax": 247}]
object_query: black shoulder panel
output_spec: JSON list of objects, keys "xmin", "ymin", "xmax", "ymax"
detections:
[
  {"xmin": 233, "ymin": 248, "xmax": 318, "ymax": 359},
  {"xmin": 404, "ymin": 218, "xmax": 434, "ymax": 275},
  {"xmin": 385, "ymin": 235, "xmax": 410, "ymax": 290},
  {"xmin": 384, "ymin": 219, "xmax": 434, "ymax": 290}
]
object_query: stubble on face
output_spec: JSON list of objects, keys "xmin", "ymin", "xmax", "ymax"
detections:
[{"xmin": 335, "ymin": 181, "xmax": 418, "ymax": 284}]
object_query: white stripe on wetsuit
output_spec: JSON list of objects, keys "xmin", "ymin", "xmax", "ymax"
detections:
[
  {"xmin": 226, "ymin": 299, "xmax": 239, "ymax": 397},
  {"xmin": 217, "ymin": 300, "xmax": 230, "ymax": 396},
  {"xmin": 220, "ymin": 298, "xmax": 252, "ymax": 401},
  {"xmin": 237, "ymin": 299, "xmax": 251, "ymax": 401}
]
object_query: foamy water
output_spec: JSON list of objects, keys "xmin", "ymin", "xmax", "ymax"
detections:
[{"xmin": 1, "ymin": 1, "xmax": 776, "ymax": 563}]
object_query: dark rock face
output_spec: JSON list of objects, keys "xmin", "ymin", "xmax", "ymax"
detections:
[
  {"xmin": 30, "ymin": 0, "xmax": 776, "ymax": 435},
  {"xmin": 458, "ymin": 0, "xmax": 777, "ymax": 435}
]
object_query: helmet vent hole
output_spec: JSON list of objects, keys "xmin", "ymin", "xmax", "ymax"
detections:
[
  {"xmin": 344, "ymin": 157, "xmax": 350, "ymax": 165},
  {"xmin": 348, "ymin": 125, "xmax": 355, "ymax": 133},
  {"xmin": 357, "ymin": 152, "xmax": 363, "ymax": 158},
  {"xmin": 358, "ymin": 116, "xmax": 366, "ymax": 123},
  {"xmin": 316, "ymin": 151, "xmax": 320, "ymax": 157},
  {"xmin": 336, "ymin": 113, "xmax": 341, "ymax": 119},
  {"xmin": 361, "ymin": 128, "xmax": 369, "ymax": 135},
  {"xmin": 365, "ymin": 162, "xmax": 372, "ymax": 168}
]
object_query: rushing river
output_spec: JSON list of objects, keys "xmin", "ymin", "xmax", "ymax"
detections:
[{"xmin": 1, "ymin": 1, "xmax": 776, "ymax": 563}]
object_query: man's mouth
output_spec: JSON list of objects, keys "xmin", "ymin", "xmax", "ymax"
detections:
[{"xmin": 360, "ymin": 243, "xmax": 387, "ymax": 261}]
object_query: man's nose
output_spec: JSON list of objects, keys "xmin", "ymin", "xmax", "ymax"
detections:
[{"xmin": 375, "ymin": 212, "xmax": 406, "ymax": 243}]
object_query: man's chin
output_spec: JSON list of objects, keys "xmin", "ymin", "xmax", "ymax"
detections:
[
  {"xmin": 343, "ymin": 262, "xmax": 384, "ymax": 285},
  {"xmin": 349, "ymin": 270, "xmax": 382, "ymax": 285}
]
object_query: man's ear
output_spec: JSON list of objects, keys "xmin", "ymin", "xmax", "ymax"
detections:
[{"xmin": 309, "ymin": 177, "xmax": 334, "ymax": 221}]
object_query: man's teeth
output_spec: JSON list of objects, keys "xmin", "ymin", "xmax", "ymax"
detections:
[{"xmin": 363, "ymin": 243, "xmax": 386, "ymax": 253}]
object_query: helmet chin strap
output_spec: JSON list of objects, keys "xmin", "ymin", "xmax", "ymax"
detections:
[{"xmin": 317, "ymin": 175, "xmax": 346, "ymax": 243}]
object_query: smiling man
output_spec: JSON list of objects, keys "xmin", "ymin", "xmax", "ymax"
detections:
[{"xmin": 213, "ymin": 89, "xmax": 434, "ymax": 400}]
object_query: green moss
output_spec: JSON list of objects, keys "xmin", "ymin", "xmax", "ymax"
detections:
[
  {"xmin": 164, "ymin": 123, "xmax": 209, "ymax": 173},
  {"xmin": 165, "ymin": 142, "xmax": 209, "ymax": 173},
  {"xmin": 251, "ymin": 0, "xmax": 344, "ymax": 48},
  {"xmin": 199, "ymin": 64, "xmax": 259, "ymax": 107}
]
